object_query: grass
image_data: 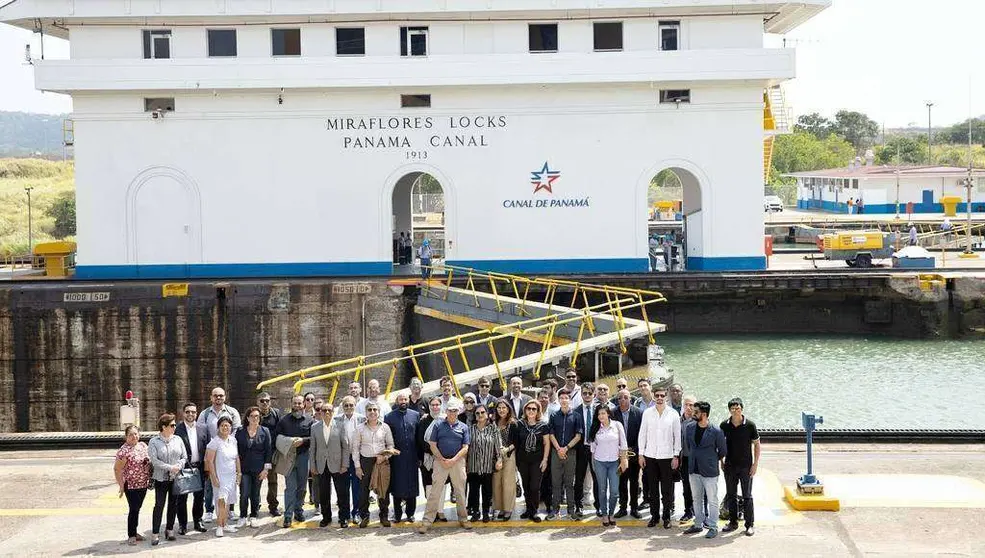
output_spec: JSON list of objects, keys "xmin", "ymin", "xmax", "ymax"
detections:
[{"xmin": 0, "ymin": 158, "xmax": 75, "ymax": 255}]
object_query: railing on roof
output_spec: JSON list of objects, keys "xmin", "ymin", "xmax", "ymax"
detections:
[{"xmin": 255, "ymin": 265, "xmax": 666, "ymax": 401}]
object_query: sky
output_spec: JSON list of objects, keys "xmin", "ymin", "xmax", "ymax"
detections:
[{"xmin": 0, "ymin": 0, "xmax": 982, "ymax": 127}]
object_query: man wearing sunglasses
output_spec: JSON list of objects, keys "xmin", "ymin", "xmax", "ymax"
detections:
[
  {"xmin": 257, "ymin": 393, "xmax": 282, "ymax": 516},
  {"xmin": 638, "ymin": 387, "xmax": 682, "ymax": 529}
]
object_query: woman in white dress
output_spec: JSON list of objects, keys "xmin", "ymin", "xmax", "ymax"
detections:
[{"xmin": 205, "ymin": 416, "xmax": 241, "ymax": 537}]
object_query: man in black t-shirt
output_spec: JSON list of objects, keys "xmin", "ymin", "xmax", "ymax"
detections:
[{"xmin": 719, "ymin": 397, "xmax": 760, "ymax": 536}]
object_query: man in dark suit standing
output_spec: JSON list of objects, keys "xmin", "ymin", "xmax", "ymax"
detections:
[
  {"xmin": 610, "ymin": 390, "xmax": 643, "ymax": 519},
  {"xmin": 572, "ymin": 383, "xmax": 598, "ymax": 517},
  {"xmin": 175, "ymin": 402, "xmax": 209, "ymax": 534}
]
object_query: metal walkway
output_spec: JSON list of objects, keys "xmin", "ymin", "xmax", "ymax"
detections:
[{"xmin": 256, "ymin": 265, "xmax": 667, "ymax": 401}]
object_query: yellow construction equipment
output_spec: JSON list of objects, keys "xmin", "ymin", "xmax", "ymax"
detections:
[{"xmin": 817, "ymin": 231, "xmax": 892, "ymax": 268}]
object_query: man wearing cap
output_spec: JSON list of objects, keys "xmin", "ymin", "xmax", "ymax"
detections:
[
  {"xmin": 418, "ymin": 398, "xmax": 471, "ymax": 533},
  {"xmin": 720, "ymin": 397, "xmax": 760, "ymax": 537}
]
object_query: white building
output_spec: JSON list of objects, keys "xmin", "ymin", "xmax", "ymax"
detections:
[
  {"xmin": 790, "ymin": 165, "xmax": 985, "ymax": 215},
  {"xmin": 2, "ymin": 0, "xmax": 828, "ymax": 278}
]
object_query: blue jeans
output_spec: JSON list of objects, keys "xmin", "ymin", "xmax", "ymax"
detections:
[
  {"xmin": 204, "ymin": 482, "xmax": 214, "ymax": 514},
  {"xmin": 284, "ymin": 451, "xmax": 309, "ymax": 520},
  {"xmin": 347, "ymin": 457, "xmax": 361, "ymax": 519},
  {"xmin": 239, "ymin": 472, "xmax": 262, "ymax": 518},
  {"xmin": 421, "ymin": 258, "xmax": 432, "ymax": 279},
  {"xmin": 592, "ymin": 459, "xmax": 620, "ymax": 517},
  {"xmin": 689, "ymin": 474, "xmax": 720, "ymax": 531}
]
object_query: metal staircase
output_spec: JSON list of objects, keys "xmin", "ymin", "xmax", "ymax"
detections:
[{"xmin": 763, "ymin": 86, "xmax": 792, "ymax": 183}]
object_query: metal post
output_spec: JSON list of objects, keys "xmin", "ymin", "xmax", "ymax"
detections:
[
  {"xmin": 926, "ymin": 101, "xmax": 934, "ymax": 165},
  {"xmin": 24, "ymin": 186, "xmax": 34, "ymax": 255},
  {"xmin": 797, "ymin": 412, "xmax": 824, "ymax": 493}
]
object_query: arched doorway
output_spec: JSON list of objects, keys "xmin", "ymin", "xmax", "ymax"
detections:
[
  {"xmin": 125, "ymin": 166, "xmax": 203, "ymax": 270},
  {"xmin": 391, "ymin": 172, "xmax": 445, "ymax": 274},
  {"xmin": 644, "ymin": 165, "xmax": 704, "ymax": 272}
]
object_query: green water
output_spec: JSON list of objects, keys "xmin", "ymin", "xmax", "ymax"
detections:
[{"xmin": 658, "ymin": 334, "xmax": 985, "ymax": 430}]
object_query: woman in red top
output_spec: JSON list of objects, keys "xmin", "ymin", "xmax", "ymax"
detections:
[{"xmin": 115, "ymin": 425, "xmax": 152, "ymax": 546}]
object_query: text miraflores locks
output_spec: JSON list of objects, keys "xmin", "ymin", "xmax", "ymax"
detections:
[{"xmin": 325, "ymin": 115, "xmax": 508, "ymax": 150}]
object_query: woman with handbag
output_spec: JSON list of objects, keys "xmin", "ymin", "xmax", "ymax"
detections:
[
  {"xmin": 115, "ymin": 425, "xmax": 151, "ymax": 546},
  {"xmin": 588, "ymin": 405, "xmax": 628, "ymax": 527},
  {"xmin": 235, "ymin": 406, "xmax": 272, "ymax": 528},
  {"xmin": 491, "ymin": 399, "xmax": 518, "ymax": 521},
  {"xmin": 206, "ymin": 416, "xmax": 241, "ymax": 537},
  {"xmin": 148, "ymin": 413, "xmax": 187, "ymax": 545}
]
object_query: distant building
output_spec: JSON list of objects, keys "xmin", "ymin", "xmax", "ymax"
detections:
[
  {"xmin": 788, "ymin": 166, "xmax": 985, "ymax": 214},
  {"xmin": 3, "ymin": 0, "xmax": 828, "ymax": 277}
]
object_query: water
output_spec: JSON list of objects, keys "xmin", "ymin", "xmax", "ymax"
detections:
[{"xmin": 658, "ymin": 334, "xmax": 985, "ymax": 430}]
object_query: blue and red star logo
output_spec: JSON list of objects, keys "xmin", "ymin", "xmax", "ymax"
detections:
[{"xmin": 531, "ymin": 161, "xmax": 560, "ymax": 194}]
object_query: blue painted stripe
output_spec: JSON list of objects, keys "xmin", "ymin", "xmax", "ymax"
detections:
[
  {"xmin": 75, "ymin": 261, "xmax": 394, "ymax": 280},
  {"xmin": 686, "ymin": 256, "xmax": 766, "ymax": 271},
  {"xmin": 446, "ymin": 258, "xmax": 649, "ymax": 274}
]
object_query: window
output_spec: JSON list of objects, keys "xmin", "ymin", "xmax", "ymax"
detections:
[
  {"xmin": 207, "ymin": 29, "xmax": 237, "ymax": 57},
  {"xmin": 336, "ymin": 27, "xmax": 365, "ymax": 56},
  {"xmin": 142, "ymin": 30, "xmax": 171, "ymax": 59},
  {"xmin": 659, "ymin": 21, "xmax": 680, "ymax": 51},
  {"xmin": 144, "ymin": 98, "xmax": 175, "ymax": 113},
  {"xmin": 400, "ymin": 26, "xmax": 428, "ymax": 57},
  {"xmin": 593, "ymin": 22, "xmax": 623, "ymax": 52},
  {"xmin": 528, "ymin": 23, "xmax": 558, "ymax": 52},
  {"xmin": 401, "ymin": 94, "xmax": 431, "ymax": 108},
  {"xmin": 659, "ymin": 89, "xmax": 690, "ymax": 104},
  {"xmin": 271, "ymin": 28, "xmax": 301, "ymax": 56}
]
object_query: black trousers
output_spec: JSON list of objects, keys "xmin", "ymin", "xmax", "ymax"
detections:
[
  {"xmin": 357, "ymin": 456, "xmax": 390, "ymax": 520},
  {"xmin": 618, "ymin": 457, "xmax": 640, "ymax": 511},
  {"xmin": 680, "ymin": 456, "xmax": 694, "ymax": 514},
  {"xmin": 392, "ymin": 495, "xmax": 417, "ymax": 521},
  {"xmin": 466, "ymin": 472, "xmax": 493, "ymax": 515},
  {"xmin": 319, "ymin": 470, "xmax": 351, "ymax": 521},
  {"xmin": 152, "ymin": 480, "xmax": 178, "ymax": 534},
  {"xmin": 539, "ymin": 453, "xmax": 552, "ymax": 507},
  {"xmin": 517, "ymin": 458, "xmax": 543, "ymax": 514},
  {"xmin": 176, "ymin": 489, "xmax": 204, "ymax": 529},
  {"xmin": 645, "ymin": 457, "xmax": 675, "ymax": 520},
  {"xmin": 573, "ymin": 445, "xmax": 598, "ymax": 508},
  {"xmin": 725, "ymin": 465, "xmax": 755, "ymax": 527},
  {"xmin": 125, "ymin": 487, "xmax": 147, "ymax": 538}
]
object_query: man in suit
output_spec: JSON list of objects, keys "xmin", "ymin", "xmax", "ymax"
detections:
[
  {"xmin": 175, "ymin": 402, "xmax": 208, "ymax": 534},
  {"xmin": 610, "ymin": 389, "xmax": 643, "ymax": 518},
  {"xmin": 310, "ymin": 403, "xmax": 352, "ymax": 528},
  {"xmin": 506, "ymin": 376, "xmax": 532, "ymax": 419},
  {"xmin": 572, "ymin": 383, "xmax": 597, "ymax": 518}
]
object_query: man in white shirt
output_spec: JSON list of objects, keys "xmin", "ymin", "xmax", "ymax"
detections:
[
  {"xmin": 438, "ymin": 376, "xmax": 455, "ymax": 412},
  {"xmin": 506, "ymin": 376, "xmax": 531, "ymax": 418},
  {"xmin": 352, "ymin": 402, "xmax": 395, "ymax": 528},
  {"xmin": 356, "ymin": 379, "xmax": 392, "ymax": 416},
  {"xmin": 638, "ymin": 387, "xmax": 681, "ymax": 529},
  {"xmin": 175, "ymin": 402, "xmax": 208, "ymax": 533}
]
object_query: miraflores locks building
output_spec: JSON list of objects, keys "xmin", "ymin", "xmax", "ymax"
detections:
[{"xmin": 2, "ymin": 0, "xmax": 829, "ymax": 278}]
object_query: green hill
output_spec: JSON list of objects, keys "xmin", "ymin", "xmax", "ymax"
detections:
[{"xmin": 0, "ymin": 111, "xmax": 70, "ymax": 158}]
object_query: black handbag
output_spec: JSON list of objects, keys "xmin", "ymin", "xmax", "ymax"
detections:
[{"xmin": 172, "ymin": 467, "xmax": 203, "ymax": 495}]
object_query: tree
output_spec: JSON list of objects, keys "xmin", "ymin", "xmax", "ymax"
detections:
[
  {"xmin": 874, "ymin": 136, "xmax": 927, "ymax": 165},
  {"xmin": 938, "ymin": 117, "xmax": 985, "ymax": 146},
  {"xmin": 770, "ymin": 132, "xmax": 855, "ymax": 176},
  {"xmin": 46, "ymin": 192, "xmax": 76, "ymax": 238},
  {"xmin": 648, "ymin": 169, "xmax": 682, "ymax": 205},
  {"xmin": 793, "ymin": 112, "xmax": 833, "ymax": 139},
  {"xmin": 830, "ymin": 110, "xmax": 880, "ymax": 153}
]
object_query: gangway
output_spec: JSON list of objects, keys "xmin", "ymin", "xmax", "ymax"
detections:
[{"xmin": 255, "ymin": 265, "xmax": 667, "ymax": 402}]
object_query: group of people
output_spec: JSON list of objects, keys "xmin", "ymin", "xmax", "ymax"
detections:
[
  {"xmin": 114, "ymin": 373, "xmax": 760, "ymax": 544},
  {"xmin": 393, "ymin": 231, "xmax": 435, "ymax": 278}
]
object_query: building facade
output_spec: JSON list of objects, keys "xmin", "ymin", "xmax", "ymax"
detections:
[
  {"xmin": 791, "ymin": 165, "xmax": 985, "ymax": 215},
  {"xmin": 2, "ymin": 0, "xmax": 829, "ymax": 278}
]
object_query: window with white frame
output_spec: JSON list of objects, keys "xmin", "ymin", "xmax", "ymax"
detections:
[
  {"xmin": 142, "ymin": 30, "xmax": 171, "ymax": 59},
  {"xmin": 400, "ymin": 27, "xmax": 429, "ymax": 57},
  {"xmin": 659, "ymin": 21, "xmax": 680, "ymax": 51}
]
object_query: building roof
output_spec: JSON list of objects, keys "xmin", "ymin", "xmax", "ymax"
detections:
[{"xmin": 785, "ymin": 165, "xmax": 985, "ymax": 180}]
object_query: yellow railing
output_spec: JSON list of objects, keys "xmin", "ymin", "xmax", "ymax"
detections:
[{"xmin": 255, "ymin": 265, "xmax": 666, "ymax": 398}]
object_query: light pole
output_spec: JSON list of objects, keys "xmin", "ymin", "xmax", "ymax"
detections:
[
  {"xmin": 925, "ymin": 102, "xmax": 934, "ymax": 165},
  {"xmin": 960, "ymin": 117, "xmax": 979, "ymax": 259},
  {"xmin": 24, "ymin": 186, "xmax": 34, "ymax": 255}
]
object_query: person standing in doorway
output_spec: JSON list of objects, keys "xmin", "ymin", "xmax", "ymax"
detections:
[
  {"xmin": 682, "ymin": 401, "xmax": 727, "ymax": 539},
  {"xmin": 419, "ymin": 239, "xmax": 434, "ymax": 279},
  {"xmin": 721, "ymin": 398, "xmax": 760, "ymax": 537}
]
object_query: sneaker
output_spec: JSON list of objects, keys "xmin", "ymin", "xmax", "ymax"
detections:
[
  {"xmin": 248, "ymin": 517, "xmax": 257, "ymax": 528},
  {"xmin": 722, "ymin": 522, "xmax": 740, "ymax": 533},
  {"xmin": 679, "ymin": 512, "xmax": 694, "ymax": 525},
  {"xmin": 203, "ymin": 512, "xmax": 214, "ymax": 524},
  {"xmin": 745, "ymin": 526, "xmax": 755, "ymax": 537},
  {"xmin": 236, "ymin": 518, "xmax": 248, "ymax": 528},
  {"xmin": 225, "ymin": 524, "xmax": 238, "ymax": 533},
  {"xmin": 705, "ymin": 528, "xmax": 718, "ymax": 539},
  {"xmin": 215, "ymin": 526, "xmax": 224, "ymax": 538},
  {"xmin": 682, "ymin": 525, "xmax": 704, "ymax": 535},
  {"xmin": 546, "ymin": 511, "xmax": 557, "ymax": 521},
  {"xmin": 630, "ymin": 510, "xmax": 642, "ymax": 519}
]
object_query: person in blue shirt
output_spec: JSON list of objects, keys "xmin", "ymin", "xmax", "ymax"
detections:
[
  {"xmin": 418, "ymin": 398, "xmax": 471, "ymax": 533},
  {"xmin": 682, "ymin": 401, "xmax": 727, "ymax": 539},
  {"xmin": 547, "ymin": 389, "xmax": 583, "ymax": 520}
]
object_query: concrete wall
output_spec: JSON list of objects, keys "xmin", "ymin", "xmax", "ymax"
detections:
[{"xmin": 0, "ymin": 281, "xmax": 411, "ymax": 433}]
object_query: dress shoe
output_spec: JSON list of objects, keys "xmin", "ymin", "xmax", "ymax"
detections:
[
  {"xmin": 282, "ymin": 520, "xmax": 292, "ymax": 529},
  {"xmin": 340, "ymin": 519, "xmax": 349, "ymax": 528},
  {"xmin": 269, "ymin": 508, "xmax": 281, "ymax": 517},
  {"xmin": 531, "ymin": 515, "xmax": 542, "ymax": 523},
  {"xmin": 546, "ymin": 511, "xmax": 557, "ymax": 521},
  {"xmin": 682, "ymin": 525, "xmax": 704, "ymax": 535},
  {"xmin": 380, "ymin": 518, "xmax": 391, "ymax": 527},
  {"xmin": 679, "ymin": 512, "xmax": 694, "ymax": 524},
  {"xmin": 436, "ymin": 515, "xmax": 448, "ymax": 522},
  {"xmin": 469, "ymin": 512, "xmax": 480, "ymax": 522},
  {"xmin": 663, "ymin": 519, "xmax": 671, "ymax": 529},
  {"xmin": 319, "ymin": 519, "xmax": 331, "ymax": 527},
  {"xmin": 359, "ymin": 517, "xmax": 369, "ymax": 528},
  {"xmin": 722, "ymin": 522, "xmax": 740, "ymax": 533},
  {"xmin": 613, "ymin": 508, "xmax": 627, "ymax": 518},
  {"xmin": 745, "ymin": 526, "xmax": 755, "ymax": 536},
  {"xmin": 647, "ymin": 517, "xmax": 659, "ymax": 528},
  {"xmin": 178, "ymin": 526, "xmax": 187, "ymax": 535},
  {"xmin": 639, "ymin": 501, "xmax": 650, "ymax": 510},
  {"xmin": 630, "ymin": 510, "xmax": 642, "ymax": 519},
  {"xmin": 596, "ymin": 509, "xmax": 603, "ymax": 517},
  {"xmin": 482, "ymin": 512, "xmax": 490, "ymax": 523},
  {"xmin": 194, "ymin": 523, "xmax": 207, "ymax": 533}
]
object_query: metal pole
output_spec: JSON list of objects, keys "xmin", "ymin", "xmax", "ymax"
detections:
[
  {"xmin": 25, "ymin": 186, "xmax": 34, "ymax": 255},
  {"xmin": 967, "ymin": 116, "xmax": 975, "ymax": 256},
  {"xmin": 926, "ymin": 102, "xmax": 934, "ymax": 165}
]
